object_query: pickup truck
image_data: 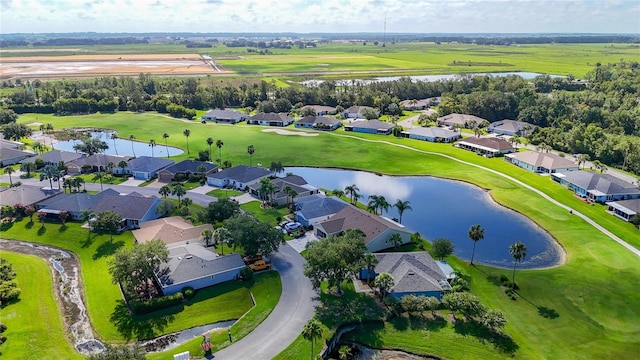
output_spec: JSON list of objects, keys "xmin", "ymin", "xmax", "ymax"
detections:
[{"xmin": 248, "ymin": 260, "xmax": 272, "ymax": 271}]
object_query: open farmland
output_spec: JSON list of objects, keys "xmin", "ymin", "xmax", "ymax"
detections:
[{"xmin": 0, "ymin": 53, "xmax": 228, "ymax": 79}]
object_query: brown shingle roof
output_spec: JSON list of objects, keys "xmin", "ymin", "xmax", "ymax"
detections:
[
  {"xmin": 132, "ymin": 216, "xmax": 214, "ymax": 245},
  {"xmin": 318, "ymin": 206, "xmax": 407, "ymax": 243},
  {"xmin": 458, "ymin": 137, "xmax": 514, "ymax": 151},
  {"xmin": 508, "ymin": 151, "xmax": 577, "ymax": 170}
]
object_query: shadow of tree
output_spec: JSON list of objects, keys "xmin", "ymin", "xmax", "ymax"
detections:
[
  {"xmin": 341, "ymin": 321, "xmax": 385, "ymax": 349},
  {"xmin": 24, "ymin": 221, "xmax": 34, "ymax": 229},
  {"xmin": 389, "ymin": 315, "xmax": 409, "ymax": 331},
  {"xmin": 0, "ymin": 296, "xmax": 21, "ymax": 309},
  {"xmin": 110, "ymin": 300, "xmax": 176, "ymax": 341},
  {"xmin": 93, "ymin": 240, "xmax": 124, "ymax": 260},
  {"xmin": 453, "ymin": 319, "xmax": 519, "ymax": 354},
  {"xmin": 408, "ymin": 315, "xmax": 448, "ymax": 332},
  {"xmin": 58, "ymin": 224, "xmax": 68, "ymax": 232},
  {"xmin": 537, "ymin": 306, "xmax": 560, "ymax": 319},
  {"xmin": 37, "ymin": 226, "xmax": 46, "ymax": 236},
  {"xmin": 81, "ymin": 234, "xmax": 94, "ymax": 249},
  {"xmin": 315, "ymin": 287, "xmax": 385, "ymax": 329}
]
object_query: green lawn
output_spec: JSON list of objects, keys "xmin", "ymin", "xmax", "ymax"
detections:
[
  {"xmin": 240, "ymin": 201, "xmax": 291, "ymax": 226},
  {"xmin": 0, "ymin": 252, "xmax": 82, "ymax": 360},
  {"xmin": 206, "ymin": 188, "xmax": 244, "ymax": 199}
]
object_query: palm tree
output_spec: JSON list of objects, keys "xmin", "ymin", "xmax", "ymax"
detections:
[
  {"xmin": 171, "ymin": 183, "xmax": 186, "ymax": 204},
  {"xmin": 22, "ymin": 162, "xmax": 35, "ymax": 178},
  {"xmin": 367, "ymin": 195, "xmax": 380, "ymax": 214},
  {"xmin": 197, "ymin": 165, "xmax": 207, "ymax": 181},
  {"xmin": 3, "ymin": 166, "xmax": 15, "ymax": 187},
  {"xmin": 118, "ymin": 160, "xmax": 128, "ymax": 176},
  {"xmin": 377, "ymin": 195, "xmax": 390, "ymax": 215},
  {"xmin": 374, "ymin": 272, "xmax": 394, "ymax": 299},
  {"xmin": 213, "ymin": 227, "xmax": 232, "ymax": 255},
  {"xmin": 332, "ymin": 189, "xmax": 345, "ymax": 199},
  {"xmin": 247, "ymin": 145, "xmax": 255, "ymax": 167},
  {"xmin": 111, "ymin": 133, "xmax": 119, "ymax": 155},
  {"xmin": 302, "ymin": 319, "xmax": 322, "ymax": 360},
  {"xmin": 149, "ymin": 139, "xmax": 156, "ymax": 157},
  {"xmin": 80, "ymin": 209, "xmax": 94, "ymax": 238},
  {"xmin": 468, "ymin": 224, "xmax": 485, "ymax": 265},
  {"xmin": 39, "ymin": 164, "xmax": 58, "ymax": 189},
  {"xmin": 92, "ymin": 172, "xmax": 105, "ymax": 191},
  {"xmin": 344, "ymin": 184, "xmax": 360, "ymax": 205},
  {"xmin": 183, "ymin": 129, "xmax": 191, "ymax": 155},
  {"xmin": 577, "ymin": 154, "xmax": 590, "ymax": 169},
  {"xmin": 201, "ymin": 228, "xmax": 213, "ymax": 247},
  {"xmin": 162, "ymin": 133, "xmax": 170, "ymax": 158},
  {"xmin": 206, "ymin": 137, "xmax": 214, "ymax": 161},
  {"xmin": 216, "ymin": 140, "xmax": 224, "ymax": 165},
  {"xmin": 338, "ymin": 345, "xmax": 352, "ymax": 360},
  {"xmin": 159, "ymin": 185, "xmax": 171, "ymax": 198},
  {"xmin": 389, "ymin": 233, "xmax": 403, "ymax": 248},
  {"xmin": 509, "ymin": 241, "xmax": 527, "ymax": 290},
  {"xmin": 258, "ymin": 177, "xmax": 276, "ymax": 205},
  {"xmin": 394, "ymin": 199, "xmax": 412, "ymax": 224},
  {"xmin": 129, "ymin": 134, "xmax": 136, "ymax": 157},
  {"xmin": 362, "ymin": 253, "xmax": 378, "ymax": 285}
]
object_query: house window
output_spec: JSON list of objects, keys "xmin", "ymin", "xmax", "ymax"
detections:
[{"xmin": 211, "ymin": 275, "xmax": 216, "ymax": 280}]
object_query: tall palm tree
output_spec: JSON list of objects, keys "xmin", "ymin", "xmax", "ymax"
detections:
[
  {"xmin": 468, "ymin": 224, "xmax": 485, "ymax": 265},
  {"xmin": 171, "ymin": 183, "xmax": 186, "ymax": 204},
  {"xmin": 111, "ymin": 133, "xmax": 119, "ymax": 155},
  {"xmin": 332, "ymin": 189, "xmax": 345, "ymax": 199},
  {"xmin": 373, "ymin": 272, "xmax": 394, "ymax": 299},
  {"xmin": 162, "ymin": 133, "xmax": 170, "ymax": 158},
  {"xmin": 118, "ymin": 160, "xmax": 128, "ymax": 176},
  {"xmin": 247, "ymin": 145, "xmax": 255, "ymax": 167},
  {"xmin": 362, "ymin": 253, "xmax": 378, "ymax": 285},
  {"xmin": 344, "ymin": 184, "xmax": 360, "ymax": 205},
  {"xmin": 213, "ymin": 227, "xmax": 232, "ymax": 255},
  {"xmin": 206, "ymin": 137, "xmax": 214, "ymax": 161},
  {"xmin": 129, "ymin": 134, "xmax": 136, "ymax": 157},
  {"xmin": 394, "ymin": 199, "xmax": 412, "ymax": 224},
  {"xmin": 201, "ymin": 228, "xmax": 213, "ymax": 247},
  {"xmin": 509, "ymin": 241, "xmax": 527, "ymax": 290},
  {"xmin": 183, "ymin": 129, "xmax": 191, "ymax": 155},
  {"xmin": 367, "ymin": 195, "xmax": 380, "ymax": 214},
  {"xmin": 39, "ymin": 164, "xmax": 58, "ymax": 189},
  {"xmin": 3, "ymin": 166, "xmax": 15, "ymax": 187},
  {"xmin": 377, "ymin": 195, "xmax": 390, "ymax": 215},
  {"xmin": 302, "ymin": 319, "xmax": 322, "ymax": 360},
  {"xmin": 159, "ymin": 185, "xmax": 171, "ymax": 198},
  {"xmin": 92, "ymin": 172, "xmax": 105, "ymax": 191},
  {"xmin": 149, "ymin": 139, "xmax": 156, "ymax": 157},
  {"xmin": 216, "ymin": 140, "xmax": 224, "ymax": 165},
  {"xmin": 258, "ymin": 177, "xmax": 276, "ymax": 205}
]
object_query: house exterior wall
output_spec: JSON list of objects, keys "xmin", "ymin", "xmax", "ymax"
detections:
[
  {"xmin": 389, "ymin": 290, "xmax": 443, "ymax": 300},
  {"xmin": 295, "ymin": 123, "xmax": 314, "ymax": 129},
  {"xmin": 161, "ymin": 267, "xmax": 243, "ymax": 295},
  {"xmin": 366, "ymin": 229, "xmax": 411, "ymax": 253},
  {"xmin": 132, "ymin": 171, "xmax": 152, "ymax": 180}
]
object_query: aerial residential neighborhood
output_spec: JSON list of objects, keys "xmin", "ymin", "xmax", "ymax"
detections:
[{"xmin": 1, "ymin": 4, "xmax": 639, "ymax": 360}]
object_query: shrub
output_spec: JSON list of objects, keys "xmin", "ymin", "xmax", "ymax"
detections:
[
  {"xmin": 182, "ymin": 286, "xmax": 196, "ymax": 300},
  {"xmin": 130, "ymin": 292, "xmax": 184, "ymax": 314},
  {"xmin": 499, "ymin": 274, "xmax": 509, "ymax": 284},
  {"xmin": 0, "ymin": 322, "xmax": 7, "ymax": 333},
  {"xmin": 240, "ymin": 266, "xmax": 253, "ymax": 281}
]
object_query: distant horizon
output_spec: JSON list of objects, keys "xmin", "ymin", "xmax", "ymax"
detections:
[
  {"xmin": 1, "ymin": 0, "xmax": 639, "ymax": 35},
  {"xmin": 2, "ymin": 31, "xmax": 639, "ymax": 36}
]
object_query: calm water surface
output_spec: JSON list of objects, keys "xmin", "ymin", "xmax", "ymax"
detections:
[
  {"xmin": 286, "ymin": 167, "xmax": 563, "ymax": 269},
  {"xmin": 54, "ymin": 131, "xmax": 184, "ymax": 157}
]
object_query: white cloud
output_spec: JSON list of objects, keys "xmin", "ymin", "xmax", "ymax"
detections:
[{"xmin": 0, "ymin": 0, "xmax": 638, "ymax": 34}]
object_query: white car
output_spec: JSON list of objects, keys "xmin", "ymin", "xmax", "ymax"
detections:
[{"xmin": 284, "ymin": 222, "xmax": 302, "ymax": 231}]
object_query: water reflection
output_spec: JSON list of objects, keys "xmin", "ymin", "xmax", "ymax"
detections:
[
  {"xmin": 54, "ymin": 131, "xmax": 184, "ymax": 157},
  {"xmin": 286, "ymin": 167, "xmax": 563, "ymax": 269}
]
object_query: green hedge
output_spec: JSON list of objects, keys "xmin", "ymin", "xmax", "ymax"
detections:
[{"xmin": 130, "ymin": 292, "xmax": 184, "ymax": 314}]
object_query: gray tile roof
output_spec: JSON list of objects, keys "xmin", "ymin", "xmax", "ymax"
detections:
[
  {"xmin": 507, "ymin": 151, "xmax": 577, "ymax": 170},
  {"xmin": 38, "ymin": 189, "xmax": 159, "ymax": 219},
  {"xmin": 20, "ymin": 150, "xmax": 83, "ymax": 164},
  {"xmin": 69, "ymin": 154, "xmax": 130, "ymax": 168},
  {"xmin": 295, "ymin": 194, "xmax": 349, "ymax": 220},
  {"xmin": 403, "ymin": 126, "xmax": 459, "ymax": 138},
  {"xmin": 559, "ymin": 171, "xmax": 640, "ymax": 196},
  {"xmin": 296, "ymin": 115, "xmax": 341, "ymax": 126},
  {"xmin": 345, "ymin": 120, "xmax": 394, "ymax": 131},
  {"xmin": 249, "ymin": 175, "xmax": 316, "ymax": 200},
  {"xmin": 437, "ymin": 113, "xmax": 486, "ymax": 126},
  {"xmin": 344, "ymin": 105, "xmax": 375, "ymax": 114},
  {"xmin": 0, "ymin": 185, "xmax": 60, "ymax": 206},
  {"xmin": 208, "ymin": 165, "xmax": 273, "ymax": 183},
  {"xmin": 300, "ymin": 105, "xmax": 337, "ymax": 114},
  {"xmin": 1, "ymin": 147, "xmax": 33, "ymax": 162},
  {"xmin": 127, "ymin": 156, "xmax": 175, "ymax": 173},
  {"xmin": 157, "ymin": 244, "xmax": 245, "ymax": 288},
  {"xmin": 202, "ymin": 109, "xmax": 245, "ymax": 120},
  {"xmin": 374, "ymin": 252, "xmax": 449, "ymax": 293},
  {"xmin": 162, "ymin": 160, "xmax": 217, "ymax": 175},
  {"xmin": 248, "ymin": 112, "xmax": 292, "ymax": 122},
  {"xmin": 488, "ymin": 119, "xmax": 536, "ymax": 133},
  {"xmin": 607, "ymin": 198, "xmax": 640, "ymax": 213}
]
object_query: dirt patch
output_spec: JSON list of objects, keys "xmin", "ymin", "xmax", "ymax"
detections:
[{"xmin": 261, "ymin": 129, "xmax": 319, "ymax": 137}]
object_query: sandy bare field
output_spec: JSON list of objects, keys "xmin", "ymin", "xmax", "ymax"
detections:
[
  {"xmin": 0, "ymin": 53, "xmax": 229, "ymax": 78},
  {"xmin": 262, "ymin": 129, "xmax": 319, "ymax": 136}
]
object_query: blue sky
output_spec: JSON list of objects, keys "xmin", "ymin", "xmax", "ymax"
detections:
[{"xmin": 1, "ymin": 0, "xmax": 639, "ymax": 34}]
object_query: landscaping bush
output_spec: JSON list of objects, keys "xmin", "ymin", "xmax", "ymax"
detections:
[
  {"xmin": 240, "ymin": 266, "xmax": 253, "ymax": 281},
  {"xmin": 130, "ymin": 292, "xmax": 184, "ymax": 314},
  {"xmin": 499, "ymin": 274, "xmax": 509, "ymax": 284},
  {"xmin": 182, "ymin": 286, "xmax": 196, "ymax": 300}
]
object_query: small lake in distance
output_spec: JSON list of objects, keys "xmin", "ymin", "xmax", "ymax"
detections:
[
  {"xmin": 285, "ymin": 167, "xmax": 563, "ymax": 269},
  {"xmin": 54, "ymin": 131, "xmax": 184, "ymax": 158}
]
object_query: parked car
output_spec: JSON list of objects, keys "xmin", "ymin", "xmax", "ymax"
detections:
[
  {"xmin": 284, "ymin": 222, "xmax": 302, "ymax": 231},
  {"xmin": 249, "ymin": 260, "xmax": 272, "ymax": 271},
  {"xmin": 243, "ymin": 254, "xmax": 262, "ymax": 265}
]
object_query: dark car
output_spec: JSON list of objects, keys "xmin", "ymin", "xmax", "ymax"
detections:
[{"xmin": 243, "ymin": 254, "xmax": 262, "ymax": 265}]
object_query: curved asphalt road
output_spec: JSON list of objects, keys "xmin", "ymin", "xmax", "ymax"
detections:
[{"xmin": 213, "ymin": 243, "xmax": 317, "ymax": 360}]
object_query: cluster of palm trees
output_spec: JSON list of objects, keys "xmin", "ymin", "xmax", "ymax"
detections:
[
  {"xmin": 158, "ymin": 183, "xmax": 188, "ymax": 206},
  {"xmin": 200, "ymin": 227, "xmax": 233, "ymax": 255},
  {"xmin": 63, "ymin": 176, "xmax": 86, "ymax": 193},
  {"xmin": 335, "ymin": 184, "xmax": 413, "ymax": 224}
]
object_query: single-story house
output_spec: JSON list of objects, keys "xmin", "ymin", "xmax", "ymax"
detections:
[
  {"xmin": 402, "ymin": 127, "xmax": 460, "ymax": 143},
  {"xmin": 1, "ymin": 147, "xmax": 34, "ymax": 166},
  {"xmin": 551, "ymin": 171, "xmax": 640, "ymax": 203},
  {"xmin": 300, "ymin": 105, "xmax": 338, "ymax": 116},
  {"xmin": 121, "ymin": 156, "xmax": 174, "ymax": 180},
  {"xmin": 132, "ymin": 216, "xmax": 214, "ymax": 245},
  {"xmin": 295, "ymin": 116, "xmax": 342, "ymax": 131},
  {"xmin": 606, "ymin": 198, "xmax": 640, "ymax": 222},
  {"xmin": 315, "ymin": 205, "xmax": 413, "ymax": 253},
  {"xmin": 0, "ymin": 184, "xmax": 60, "ymax": 207},
  {"xmin": 400, "ymin": 99, "xmax": 430, "ymax": 111},
  {"xmin": 505, "ymin": 152, "xmax": 579, "ymax": 174},
  {"xmin": 344, "ymin": 120, "xmax": 394, "ymax": 135},
  {"xmin": 66, "ymin": 154, "xmax": 130, "ymax": 174},
  {"xmin": 248, "ymin": 174, "xmax": 318, "ymax": 206},
  {"xmin": 20, "ymin": 150, "xmax": 84, "ymax": 167},
  {"xmin": 487, "ymin": 119, "xmax": 537, "ymax": 136},
  {"xmin": 207, "ymin": 165, "xmax": 274, "ymax": 190},
  {"xmin": 158, "ymin": 160, "xmax": 218, "ymax": 183},
  {"xmin": 457, "ymin": 137, "xmax": 515, "ymax": 157},
  {"xmin": 0, "ymin": 138, "xmax": 22, "ymax": 149},
  {"xmin": 155, "ymin": 242, "xmax": 245, "ymax": 296},
  {"xmin": 201, "ymin": 109, "xmax": 246, "ymax": 124},
  {"xmin": 247, "ymin": 112, "xmax": 294, "ymax": 127},
  {"xmin": 343, "ymin": 106, "xmax": 378, "ymax": 119},
  {"xmin": 437, "ymin": 113, "xmax": 486, "ymax": 128},
  {"xmin": 359, "ymin": 252, "xmax": 452, "ymax": 300},
  {"xmin": 36, "ymin": 189, "xmax": 163, "ymax": 228},
  {"xmin": 294, "ymin": 194, "xmax": 349, "ymax": 227}
]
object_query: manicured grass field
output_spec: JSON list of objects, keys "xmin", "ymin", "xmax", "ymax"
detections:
[
  {"xmin": 206, "ymin": 188, "xmax": 244, "ymax": 199},
  {"xmin": 13, "ymin": 113, "xmax": 640, "ymax": 359},
  {"xmin": 240, "ymin": 201, "xmax": 290, "ymax": 226},
  {"xmin": 0, "ymin": 252, "xmax": 82, "ymax": 360}
]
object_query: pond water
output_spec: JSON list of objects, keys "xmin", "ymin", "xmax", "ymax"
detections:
[
  {"xmin": 301, "ymin": 71, "xmax": 563, "ymax": 87},
  {"xmin": 285, "ymin": 167, "xmax": 563, "ymax": 269},
  {"xmin": 54, "ymin": 130, "xmax": 184, "ymax": 157}
]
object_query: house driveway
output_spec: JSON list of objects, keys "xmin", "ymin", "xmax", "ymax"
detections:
[
  {"xmin": 288, "ymin": 231, "xmax": 319, "ymax": 253},
  {"xmin": 211, "ymin": 242, "xmax": 317, "ymax": 360},
  {"xmin": 231, "ymin": 193, "xmax": 257, "ymax": 204}
]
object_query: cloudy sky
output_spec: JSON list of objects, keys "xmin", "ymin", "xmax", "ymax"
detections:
[{"xmin": 1, "ymin": 0, "xmax": 639, "ymax": 34}]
